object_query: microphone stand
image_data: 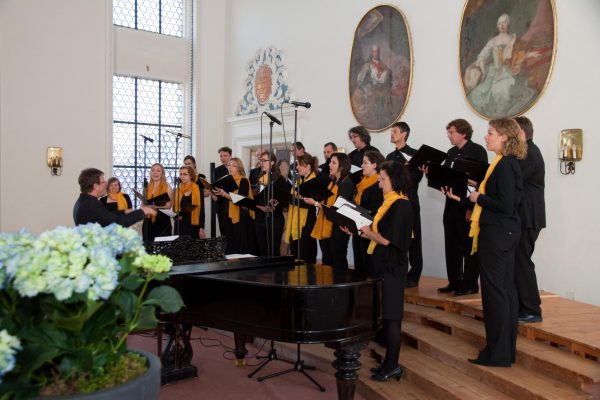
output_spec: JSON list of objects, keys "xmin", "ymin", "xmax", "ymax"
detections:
[
  {"xmin": 267, "ymin": 120, "xmax": 274, "ymax": 257},
  {"xmin": 141, "ymin": 135, "xmax": 152, "ymax": 241},
  {"xmin": 291, "ymin": 105, "xmax": 301, "ymax": 261},
  {"xmin": 173, "ymin": 134, "xmax": 181, "ymax": 236}
]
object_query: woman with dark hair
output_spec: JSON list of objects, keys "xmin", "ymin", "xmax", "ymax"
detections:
[
  {"xmin": 254, "ymin": 151, "xmax": 286, "ymax": 256},
  {"xmin": 143, "ymin": 163, "xmax": 173, "ymax": 241},
  {"xmin": 283, "ymin": 153, "xmax": 320, "ymax": 263},
  {"xmin": 352, "ymin": 150, "xmax": 385, "ymax": 273},
  {"xmin": 358, "ymin": 161, "xmax": 414, "ymax": 382},
  {"xmin": 213, "ymin": 157, "xmax": 256, "ymax": 255},
  {"xmin": 100, "ymin": 177, "xmax": 133, "ymax": 215},
  {"xmin": 445, "ymin": 118, "xmax": 525, "ymax": 367},
  {"xmin": 173, "ymin": 165, "xmax": 204, "ymax": 238},
  {"xmin": 304, "ymin": 152, "xmax": 355, "ymax": 268}
]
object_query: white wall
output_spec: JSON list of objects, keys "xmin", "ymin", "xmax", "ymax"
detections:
[
  {"xmin": 0, "ymin": 0, "xmax": 112, "ymax": 232},
  {"xmin": 220, "ymin": 0, "xmax": 600, "ymax": 305}
]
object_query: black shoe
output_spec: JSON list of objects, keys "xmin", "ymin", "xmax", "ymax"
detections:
[
  {"xmin": 406, "ymin": 280, "xmax": 418, "ymax": 288},
  {"xmin": 437, "ymin": 284, "xmax": 456, "ymax": 293},
  {"xmin": 370, "ymin": 365, "xmax": 382, "ymax": 374},
  {"xmin": 518, "ymin": 314, "xmax": 542, "ymax": 323},
  {"xmin": 371, "ymin": 365, "xmax": 403, "ymax": 382},
  {"xmin": 454, "ymin": 288, "xmax": 478, "ymax": 296},
  {"xmin": 468, "ymin": 358, "xmax": 511, "ymax": 367}
]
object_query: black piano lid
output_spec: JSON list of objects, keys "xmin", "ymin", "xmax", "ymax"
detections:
[{"xmin": 170, "ymin": 256, "xmax": 379, "ymax": 288}]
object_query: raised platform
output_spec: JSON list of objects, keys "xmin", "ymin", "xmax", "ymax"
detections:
[{"xmin": 270, "ymin": 275, "xmax": 600, "ymax": 400}]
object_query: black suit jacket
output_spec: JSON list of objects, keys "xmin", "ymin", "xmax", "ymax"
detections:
[
  {"xmin": 73, "ymin": 193, "xmax": 144, "ymax": 227},
  {"xmin": 348, "ymin": 145, "xmax": 380, "ymax": 167},
  {"xmin": 477, "ymin": 156, "xmax": 523, "ymax": 233},
  {"xmin": 518, "ymin": 140, "xmax": 546, "ymax": 230}
]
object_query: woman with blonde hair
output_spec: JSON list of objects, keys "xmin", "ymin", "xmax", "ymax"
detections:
[
  {"xmin": 143, "ymin": 163, "xmax": 173, "ymax": 241},
  {"xmin": 445, "ymin": 117, "xmax": 526, "ymax": 367},
  {"xmin": 213, "ymin": 157, "xmax": 256, "ymax": 254}
]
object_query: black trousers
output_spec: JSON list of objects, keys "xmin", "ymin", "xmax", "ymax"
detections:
[
  {"xmin": 254, "ymin": 212, "xmax": 284, "ymax": 257},
  {"xmin": 406, "ymin": 205, "xmax": 423, "ymax": 282},
  {"xmin": 290, "ymin": 214, "xmax": 317, "ymax": 264},
  {"xmin": 320, "ymin": 238, "xmax": 333, "ymax": 266},
  {"xmin": 352, "ymin": 235, "xmax": 371, "ymax": 274},
  {"xmin": 515, "ymin": 229, "xmax": 542, "ymax": 316},
  {"xmin": 321, "ymin": 228, "xmax": 350, "ymax": 269},
  {"xmin": 477, "ymin": 226, "xmax": 519, "ymax": 366},
  {"xmin": 443, "ymin": 208, "xmax": 479, "ymax": 290}
]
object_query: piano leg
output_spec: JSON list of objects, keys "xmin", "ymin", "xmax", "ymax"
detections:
[
  {"xmin": 328, "ymin": 341, "xmax": 368, "ymax": 400},
  {"xmin": 233, "ymin": 332, "xmax": 248, "ymax": 367},
  {"xmin": 160, "ymin": 323, "xmax": 198, "ymax": 384}
]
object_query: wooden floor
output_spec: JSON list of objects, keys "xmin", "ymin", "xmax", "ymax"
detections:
[{"xmin": 273, "ymin": 276, "xmax": 600, "ymax": 400}]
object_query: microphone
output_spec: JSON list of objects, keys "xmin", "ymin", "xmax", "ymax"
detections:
[
  {"xmin": 165, "ymin": 130, "xmax": 192, "ymax": 139},
  {"xmin": 139, "ymin": 134, "xmax": 154, "ymax": 143},
  {"xmin": 263, "ymin": 111, "xmax": 282, "ymax": 126},
  {"xmin": 284, "ymin": 99, "xmax": 311, "ymax": 108}
]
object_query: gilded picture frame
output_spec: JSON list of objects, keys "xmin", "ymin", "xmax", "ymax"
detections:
[
  {"xmin": 349, "ymin": 5, "xmax": 413, "ymax": 132},
  {"xmin": 459, "ymin": 0, "xmax": 557, "ymax": 120}
]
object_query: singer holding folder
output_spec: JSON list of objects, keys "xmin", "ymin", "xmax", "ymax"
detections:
[
  {"xmin": 354, "ymin": 161, "xmax": 413, "ymax": 382},
  {"xmin": 283, "ymin": 154, "xmax": 320, "ymax": 263},
  {"xmin": 444, "ymin": 118, "xmax": 525, "ymax": 367},
  {"xmin": 143, "ymin": 163, "xmax": 173, "ymax": 241},
  {"xmin": 173, "ymin": 165, "xmax": 204, "ymax": 238},
  {"xmin": 304, "ymin": 152, "xmax": 355, "ymax": 269},
  {"xmin": 212, "ymin": 158, "xmax": 256, "ymax": 255},
  {"xmin": 352, "ymin": 151, "xmax": 385, "ymax": 274}
]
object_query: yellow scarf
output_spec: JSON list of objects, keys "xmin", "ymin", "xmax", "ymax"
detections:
[
  {"xmin": 146, "ymin": 181, "xmax": 169, "ymax": 223},
  {"xmin": 367, "ymin": 191, "xmax": 408, "ymax": 254},
  {"xmin": 228, "ymin": 175, "xmax": 254, "ymax": 224},
  {"xmin": 174, "ymin": 181, "xmax": 201, "ymax": 226},
  {"xmin": 108, "ymin": 192, "xmax": 128, "ymax": 211},
  {"xmin": 355, "ymin": 174, "xmax": 379, "ymax": 205},
  {"xmin": 284, "ymin": 172, "xmax": 316, "ymax": 242},
  {"xmin": 469, "ymin": 154, "xmax": 503, "ymax": 255},
  {"xmin": 310, "ymin": 181, "xmax": 338, "ymax": 240}
]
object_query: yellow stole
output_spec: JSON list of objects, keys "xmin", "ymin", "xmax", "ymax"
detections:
[
  {"xmin": 284, "ymin": 172, "xmax": 316, "ymax": 242},
  {"xmin": 354, "ymin": 174, "xmax": 379, "ymax": 205},
  {"xmin": 108, "ymin": 192, "xmax": 128, "ymax": 211},
  {"xmin": 367, "ymin": 191, "xmax": 408, "ymax": 254},
  {"xmin": 310, "ymin": 180, "xmax": 338, "ymax": 240},
  {"xmin": 146, "ymin": 181, "xmax": 168, "ymax": 222},
  {"xmin": 228, "ymin": 175, "xmax": 254, "ymax": 224},
  {"xmin": 174, "ymin": 182, "xmax": 201, "ymax": 225},
  {"xmin": 469, "ymin": 154, "xmax": 503, "ymax": 255}
]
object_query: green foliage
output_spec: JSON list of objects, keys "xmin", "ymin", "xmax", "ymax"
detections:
[{"xmin": 0, "ymin": 224, "xmax": 184, "ymax": 399}]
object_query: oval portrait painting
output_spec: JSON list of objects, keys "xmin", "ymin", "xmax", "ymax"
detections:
[
  {"xmin": 460, "ymin": 0, "xmax": 556, "ymax": 119},
  {"xmin": 349, "ymin": 5, "xmax": 412, "ymax": 132}
]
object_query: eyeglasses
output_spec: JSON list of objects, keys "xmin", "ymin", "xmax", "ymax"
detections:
[{"xmin": 260, "ymin": 159, "xmax": 270, "ymax": 162}]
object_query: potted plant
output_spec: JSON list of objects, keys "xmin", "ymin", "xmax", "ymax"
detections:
[{"xmin": 0, "ymin": 223, "xmax": 183, "ymax": 399}]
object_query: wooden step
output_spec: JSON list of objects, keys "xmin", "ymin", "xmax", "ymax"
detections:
[
  {"xmin": 402, "ymin": 321, "xmax": 593, "ymax": 399},
  {"xmin": 272, "ymin": 341, "xmax": 435, "ymax": 399},
  {"xmin": 404, "ymin": 302, "xmax": 600, "ymax": 393},
  {"xmin": 367, "ymin": 343, "xmax": 512, "ymax": 400}
]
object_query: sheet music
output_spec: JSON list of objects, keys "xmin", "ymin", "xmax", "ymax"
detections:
[
  {"xmin": 154, "ymin": 235, "xmax": 179, "ymax": 242},
  {"xmin": 333, "ymin": 196, "xmax": 355, "ymax": 209},
  {"xmin": 400, "ymin": 152, "xmax": 412, "ymax": 161},
  {"xmin": 336, "ymin": 204, "xmax": 372, "ymax": 229},
  {"xmin": 159, "ymin": 209, "xmax": 177, "ymax": 218},
  {"xmin": 229, "ymin": 192, "xmax": 245, "ymax": 204},
  {"xmin": 350, "ymin": 164, "xmax": 362, "ymax": 174}
]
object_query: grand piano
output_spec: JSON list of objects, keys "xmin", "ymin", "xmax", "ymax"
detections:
[{"xmin": 161, "ymin": 255, "xmax": 382, "ymax": 400}]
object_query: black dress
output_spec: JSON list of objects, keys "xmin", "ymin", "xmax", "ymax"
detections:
[
  {"xmin": 177, "ymin": 193, "xmax": 204, "ymax": 238},
  {"xmin": 254, "ymin": 175, "xmax": 285, "ymax": 256},
  {"xmin": 287, "ymin": 174, "xmax": 318, "ymax": 264},
  {"xmin": 352, "ymin": 181, "xmax": 383, "ymax": 274},
  {"xmin": 99, "ymin": 193, "xmax": 133, "ymax": 215},
  {"xmin": 370, "ymin": 199, "xmax": 414, "ymax": 320},
  {"xmin": 322, "ymin": 176, "xmax": 355, "ymax": 269},
  {"xmin": 142, "ymin": 190, "xmax": 172, "ymax": 242},
  {"xmin": 222, "ymin": 178, "xmax": 256, "ymax": 255}
]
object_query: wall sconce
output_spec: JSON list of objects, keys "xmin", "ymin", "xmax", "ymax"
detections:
[
  {"xmin": 559, "ymin": 129, "xmax": 583, "ymax": 175},
  {"xmin": 47, "ymin": 147, "xmax": 63, "ymax": 176}
]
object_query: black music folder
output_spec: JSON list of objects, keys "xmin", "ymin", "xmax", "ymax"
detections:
[
  {"xmin": 230, "ymin": 193, "xmax": 258, "ymax": 210},
  {"xmin": 211, "ymin": 174, "xmax": 239, "ymax": 193},
  {"xmin": 427, "ymin": 163, "xmax": 468, "ymax": 198},
  {"xmin": 408, "ymin": 144, "xmax": 447, "ymax": 167},
  {"xmin": 296, "ymin": 178, "xmax": 333, "ymax": 202},
  {"xmin": 452, "ymin": 158, "xmax": 489, "ymax": 184},
  {"xmin": 132, "ymin": 189, "xmax": 170, "ymax": 206}
]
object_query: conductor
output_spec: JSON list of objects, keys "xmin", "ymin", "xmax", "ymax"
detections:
[{"xmin": 73, "ymin": 168, "xmax": 156, "ymax": 227}]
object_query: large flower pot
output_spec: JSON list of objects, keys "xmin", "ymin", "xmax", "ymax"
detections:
[{"xmin": 40, "ymin": 349, "xmax": 160, "ymax": 400}]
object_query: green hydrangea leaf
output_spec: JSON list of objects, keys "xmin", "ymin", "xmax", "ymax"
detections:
[{"xmin": 144, "ymin": 285, "xmax": 184, "ymax": 313}]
